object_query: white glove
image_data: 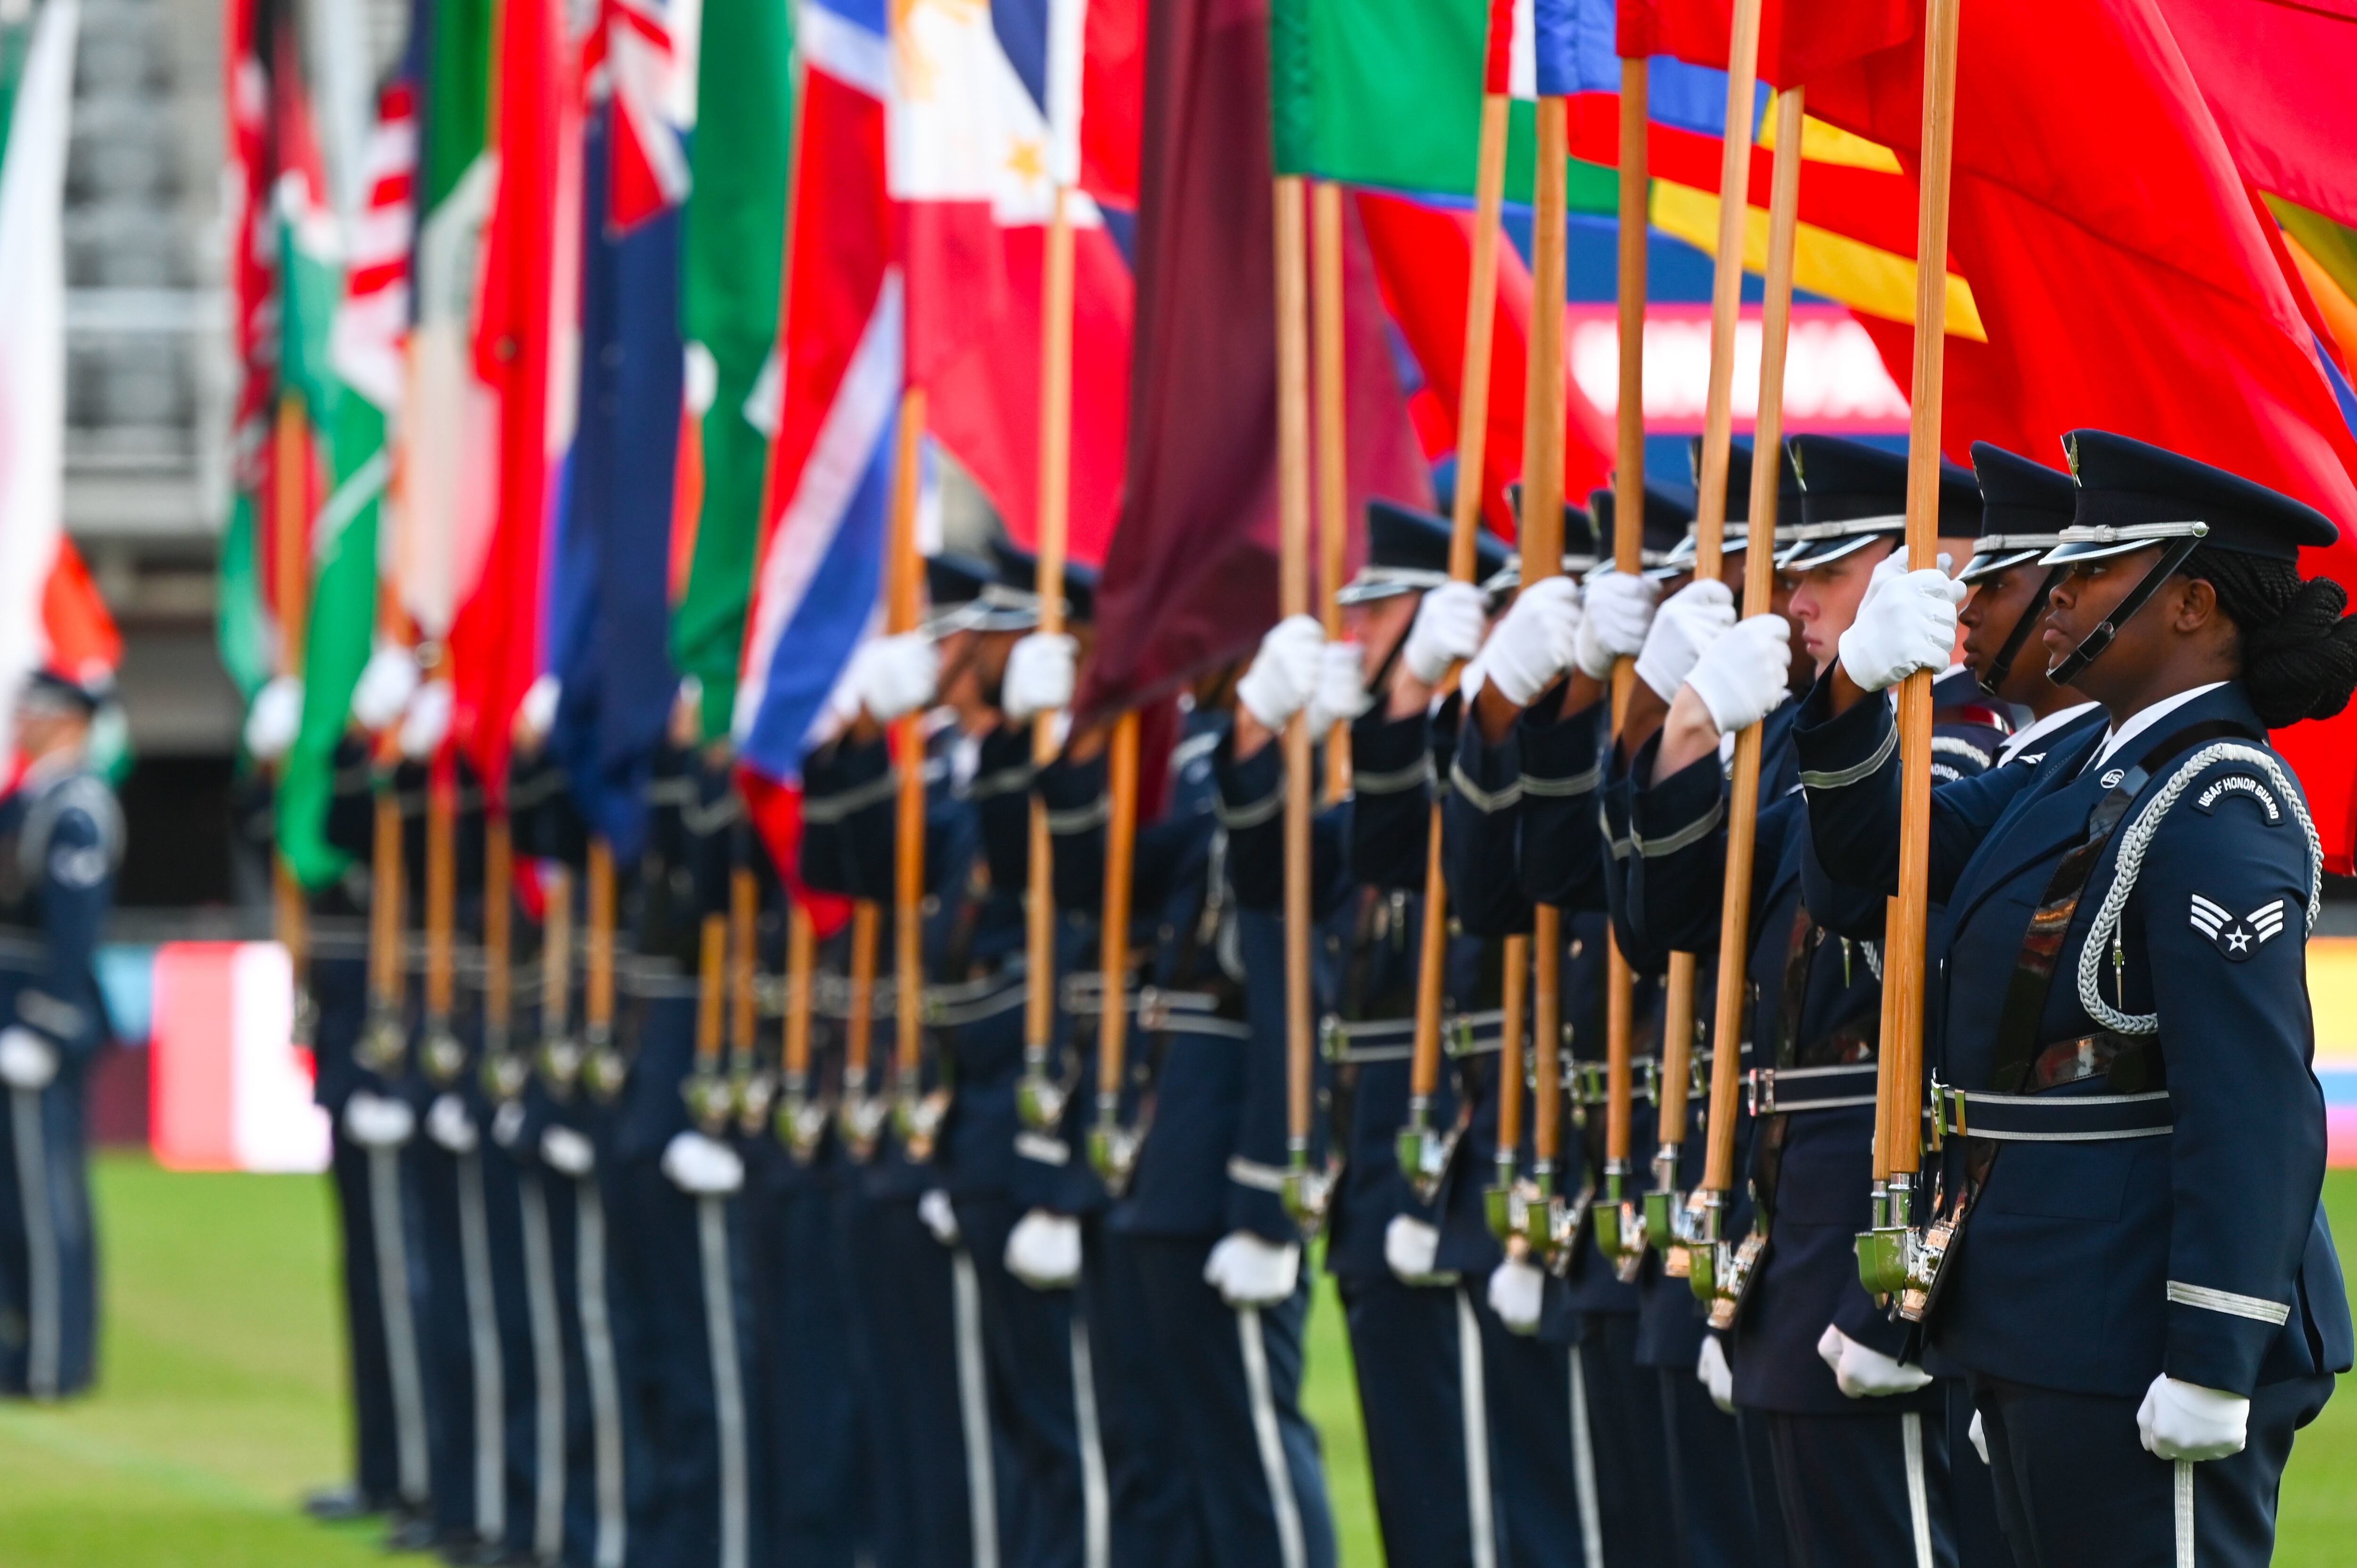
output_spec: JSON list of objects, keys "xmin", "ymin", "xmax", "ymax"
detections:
[
  {"xmin": 1574, "ymin": 570, "xmax": 1660, "ymax": 680},
  {"xmin": 541, "ymin": 1125, "xmax": 596, "ymax": 1175},
  {"xmin": 1698, "ymin": 1336, "xmax": 1736, "ymax": 1413},
  {"xmin": 1968, "ymin": 1407, "xmax": 1990, "ymax": 1465},
  {"xmin": 1816, "ymin": 1323, "xmax": 1934, "ymax": 1399},
  {"xmin": 400, "ymin": 681, "xmax": 453, "ymax": 760},
  {"xmin": 849, "ymin": 632, "xmax": 939, "ymax": 723},
  {"xmin": 351, "ymin": 646, "xmax": 422, "ymax": 732},
  {"xmin": 245, "ymin": 674, "xmax": 305, "ymax": 762},
  {"xmin": 661, "ymin": 1130, "xmax": 746, "ymax": 1195},
  {"xmin": 1684, "ymin": 615, "xmax": 1794, "ymax": 735},
  {"xmin": 1403, "ymin": 580, "xmax": 1488, "ymax": 685},
  {"xmin": 0, "ymin": 1027, "xmax": 59, "ymax": 1090},
  {"xmin": 515, "ymin": 673, "xmax": 561, "ymax": 743},
  {"xmin": 2137, "ymin": 1374, "xmax": 2250, "ymax": 1462},
  {"xmin": 1306, "ymin": 640, "xmax": 1370, "ymax": 735},
  {"xmin": 1480, "ymin": 577, "xmax": 1583, "ymax": 706},
  {"xmin": 1487, "ymin": 1257, "xmax": 1546, "ymax": 1336},
  {"xmin": 918, "ymin": 1188, "xmax": 962, "ymax": 1247},
  {"xmin": 1203, "ymin": 1231, "xmax": 1301, "ymax": 1308},
  {"xmin": 1005, "ymin": 1208, "xmax": 1083, "ymax": 1290},
  {"xmin": 426, "ymin": 1092, "xmax": 479, "ymax": 1153},
  {"xmin": 1384, "ymin": 1214, "xmax": 1458, "ymax": 1286},
  {"xmin": 1236, "ymin": 616, "xmax": 1326, "ymax": 731},
  {"xmin": 1001, "ymin": 633, "xmax": 1077, "ymax": 723},
  {"xmin": 1838, "ymin": 558, "xmax": 1965, "ymax": 693},
  {"xmin": 1635, "ymin": 579, "xmax": 1738, "ymax": 702},
  {"xmin": 343, "ymin": 1090, "xmax": 417, "ymax": 1149}
]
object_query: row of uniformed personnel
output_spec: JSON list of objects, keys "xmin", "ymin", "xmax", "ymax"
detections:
[{"xmin": 275, "ymin": 426, "xmax": 2354, "ymax": 1568}]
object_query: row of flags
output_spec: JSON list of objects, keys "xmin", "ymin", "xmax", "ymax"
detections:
[{"xmin": 0, "ymin": 0, "xmax": 2349, "ymax": 866}]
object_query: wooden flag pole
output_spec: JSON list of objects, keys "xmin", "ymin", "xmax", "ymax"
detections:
[
  {"xmin": 541, "ymin": 862, "xmax": 572, "ymax": 1057},
  {"xmin": 1089, "ymin": 708, "xmax": 1143, "ymax": 1185},
  {"xmin": 697, "ymin": 913, "xmax": 728, "ymax": 1079},
  {"xmin": 1499, "ymin": 92, "xmax": 1569, "ymax": 1246},
  {"xmin": 1696, "ymin": 86, "xmax": 1805, "ymax": 1313},
  {"xmin": 779, "ymin": 902, "xmax": 821, "ymax": 1162},
  {"xmin": 885, "ymin": 388, "xmax": 929, "ymax": 1120},
  {"xmin": 1020, "ymin": 185, "xmax": 1080, "ymax": 1125},
  {"xmin": 1860, "ymin": 0, "xmax": 1963, "ymax": 1296},
  {"xmin": 841, "ymin": 901, "xmax": 882, "ymax": 1159},
  {"xmin": 1275, "ymin": 171, "xmax": 1322, "ymax": 1219},
  {"xmin": 585, "ymin": 838, "xmax": 617, "ymax": 1093},
  {"xmin": 482, "ymin": 816, "xmax": 516, "ymax": 1094},
  {"xmin": 361, "ymin": 764, "xmax": 407, "ymax": 1072},
  {"xmin": 729, "ymin": 864, "xmax": 759, "ymax": 1125},
  {"xmin": 1398, "ymin": 82, "xmax": 1511, "ymax": 1198},
  {"xmin": 272, "ymin": 394, "xmax": 313, "ymax": 1037},
  {"xmin": 1311, "ymin": 180, "xmax": 1352, "ymax": 804},
  {"xmin": 421, "ymin": 733, "xmax": 461, "ymax": 1083}
]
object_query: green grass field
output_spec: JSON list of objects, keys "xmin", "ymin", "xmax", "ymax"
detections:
[{"xmin": 1, "ymin": 1156, "xmax": 2351, "ymax": 1566}]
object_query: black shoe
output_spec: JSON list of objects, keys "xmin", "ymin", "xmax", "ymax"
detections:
[
  {"xmin": 305, "ymin": 1484, "xmax": 387, "ymax": 1522},
  {"xmin": 381, "ymin": 1511, "xmax": 440, "ymax": 1554}
]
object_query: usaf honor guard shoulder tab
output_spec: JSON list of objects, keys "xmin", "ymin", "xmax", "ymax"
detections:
[{"xmin": 2192, "ymin": 771, "xmax": 2282, "ymax": 823}]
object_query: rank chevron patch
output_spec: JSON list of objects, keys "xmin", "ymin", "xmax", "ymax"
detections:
[{"xmin": 2190, "ymin": 894, "xmax": 2287, "ymax": 961}]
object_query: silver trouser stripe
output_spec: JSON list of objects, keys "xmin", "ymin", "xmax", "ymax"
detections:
[
  {"xmin": 952, "ymin": 1250, "xmax": 1002, "ymax": 1568},
  {"xmin": 456, "ymin": 1150, "xmax": 507, "ymax": 1541},
  {"xmin": 367, "ymin": 1145, "xmax": 430, "ymax": 1504},
  {"xmin": 1568, "ymin": 1351, "xmax": 1603, "ymax": 1568},
  {"xmin": 2167, "ymin": 1280, "xmax": 2291, "ymax": 1325},
  {"xmin": 1237, "ymin": 1305, "xmax": 1308, "ymax": 1568},
  {"xmin": 698, "ymin": 1196, "xmax": 749, "ymax": 1568},
  {"xmin": 1456, "ymin": 1290, "xmax": 1498, "ymax": 1568},
  {"xmin": 519, "ymin": 1174, "xmax": 567, "ymax": 1562},
  {"xmin": 1902, "ymin": 1411, "xmax": 1932, "ymax": 1568},
  {"xmin": 1071, "ymin": 1313, "xmax": 1111, "ymax": 1568},
  {"xmin": 2176, "ymin": 1459, "xmax": 2195, "ymax": 1568},
  {"xmin": 577, "ymin": 1178, "xmax": 627, "ymax": 1568},
  {"xmin": 12, "ymin": 1088, "xmax": 58, "ymax": 1400}
]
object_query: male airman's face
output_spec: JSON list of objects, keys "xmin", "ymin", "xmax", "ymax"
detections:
[{"xmin": 1785, "ymin": 537, "xmax": 1896, "ymax": 673}]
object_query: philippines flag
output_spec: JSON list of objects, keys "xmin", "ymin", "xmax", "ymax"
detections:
[
  {"xmin": 891, "ymin": 0, "xmax": 1141, "ymax": 566},
  {"xmin": 731, "ymin": 0, "xmax": 898, "ymax": 786}
]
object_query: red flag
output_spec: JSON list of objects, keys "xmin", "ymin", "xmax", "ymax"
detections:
[
  {"xmin": 2153, "ymin": 0, "xmax": 2357, "ymax": 232},
  {"xmin": 1076, "ymin": 0, "xmax": 1425, "ymax": 718},
  {"xmin": 1615, "ymin": 0, "xmax": 1916, "ymax": 86},
  {"xmin": 1358, "ymin": 192, "xmax": 1615, "ymax": 541},
  {"xmin": 451, "ymin": 0, "xmax": 579, "ymax": 796}
]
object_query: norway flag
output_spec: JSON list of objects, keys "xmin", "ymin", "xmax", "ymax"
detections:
[
  {"xmin": 891, "ymin": 0, "xmax": 1142, "ymax": 566},
  {"xmin": 731, "ymin": 0, "xmax": 898, "ymax": 784}
]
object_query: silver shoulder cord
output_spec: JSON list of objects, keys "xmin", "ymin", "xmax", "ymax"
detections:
[{"xmin": 2076, "ymin": 743, "xmax": 2322, "ymax": 1035}]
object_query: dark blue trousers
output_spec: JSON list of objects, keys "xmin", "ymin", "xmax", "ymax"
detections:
[
  {"xmin": 748, "ymin": 1156, "xmax": 871, "ymax": 1568},
  {"xmin": 416, "ymin": 1128, "xmax": 504, "ymax": 1546},
  {"xmin": 1764, "ymin": 1406, "xmax": 1956, "ymax": 1568},
  {"xmin": 1091, "ymin": 1226, "xmax": 1212, "ymax": 1568},
  {"xmin": 1580, "ymin": 1311, "xmax": 1675, "ymax": 1568},
  {"xmin": 958, "ymin": 1190, "xmax": 1092, "ymax": 1568},
  {"xmin": 847, "ymin": 1189, "xmax": 998, "ymax": 1568},
  {"xmin": 482, "ymin": 1134, "xmax": 543, "ymax": 1559},
  {"xmin": 1658, "ymin": 1366, "xmax": 1782, "ymax": 1568},
  {"xmin": 616, "ymin": 1155, "xmax": 760, "ymax": 1568},
  {"xmin": 1338, "ymin": 1270, "xmax": 1476, "ymax": 1568},
  {"xmin": 1131, "ymin": 1235, "xmax": 1335, "ymax": 1568},
  {"xmin": 329, "ymin": 1128, "xmax": 404, "ymax": 1505},
  {"xmin": 1944, "ymin": 1378, "xmax": 2008, "ymax": 1568},
  {"xmin": 1475, "ymin": 1293, "xmax": 1584, "ymax": 1568},
  {"xmin": 1973, "ymin": 1371, "xmax": 2332, "ymax": 1568},
  {"xmin": 0, "ymin": 1074, "xmax": 96, "ymax": 1398}
]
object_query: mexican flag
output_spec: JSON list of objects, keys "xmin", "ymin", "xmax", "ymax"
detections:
[{"xmin": 669, "ymin": 0, "xmax": 794, "ymax": 742}]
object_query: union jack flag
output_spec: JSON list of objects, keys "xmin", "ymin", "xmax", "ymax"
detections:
[{"xmin": 585, "ymin": 0, "xmax": 692, "ymax": 230}]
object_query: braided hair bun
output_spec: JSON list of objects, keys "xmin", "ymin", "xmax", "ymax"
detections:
[{"xmin": 2188, "ymin": 547, "xmax": 2357, "ymax": 727}]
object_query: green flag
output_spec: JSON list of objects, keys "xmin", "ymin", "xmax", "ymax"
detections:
[{"xmin": 671, "ymin": 0, "xmax": 795, "ymax": 741}]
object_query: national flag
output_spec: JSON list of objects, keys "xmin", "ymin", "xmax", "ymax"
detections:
[
  {"xmin": 0, "ymin": 0, "xmax": 78, "ymax": 757},
  {"xmin": 280, "ymin": 82, "xmax": 416, "ymax": 888},
  {"xmin": 217, "ymin": 0, "xmax": 277, "ymax": 704},
  {"xmin": 446, "ymin": 0, "xmax": 583, "ymax": 793},
  {"xmin": 668, "ymin": 0, "xmax": 794, "ymax": 740},
  {"xmin": 731, "ymin": 0, "xmax": 898, "ymax": 786},
  {"xmin": 2151, "ymin": 0, "xmax": 2357, "ymax": 233},
  {"xmin": 546, "ymin": 105, "xmax": 685, "ymax": 862},
  {"xmin": 586, "ymin": 0, "xmax": 694, "ymax": 230},
  {"xmin": 889, "ymin": 0, "xmax": 1142, "ymax": 566},
  {"xmin": 1077, "ymin": 0, "xmax": 1426, "ymax": 717}
]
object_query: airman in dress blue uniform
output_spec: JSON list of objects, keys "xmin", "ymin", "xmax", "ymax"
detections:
[
  {"xmin": 1793, "ymin": 431, "xmax": 2357, "ymax": 1568},
  {"xmin": 0, "ymin": 668, "xmax": 122, "ymax": 1403},
  {"xmin": 1620, "ymin": 437, "xmax": 2009, "ymax": 1568}
]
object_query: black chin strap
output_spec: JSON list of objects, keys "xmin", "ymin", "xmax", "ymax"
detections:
[
  {"xmin": 1978, "ymin": 565, "xmax": 2068, "ymax": 699},
  {"xmin": 2045, "ymin": 536, "xmax": 2208, "ymax": 689}
]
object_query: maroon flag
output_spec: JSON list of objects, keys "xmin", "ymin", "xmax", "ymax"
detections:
[{"xmin": 1077, "ymin": 0, "xmax": 1424, "ymax": 719}]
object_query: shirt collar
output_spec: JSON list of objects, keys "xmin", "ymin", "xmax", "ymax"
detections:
[
  {"xmin": 1997, "ymin": 701, "xmax": 2101, "ymax": 767},
  {"xmin": 2089, "ymin": 681, "xmax": 2229, "ymax": 771}
]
